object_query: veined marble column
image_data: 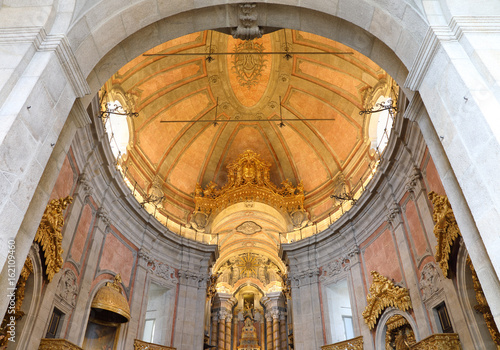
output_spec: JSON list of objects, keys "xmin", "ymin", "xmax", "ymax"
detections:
[
  {"xmin": 225, "ymin": 315, "xmax": 232, "ymax": 350},
  {"xmin": 211, "ymin": 314, "xmax": 218, "ymax": 348},
  {"xmin": 233, "ymin": 316, "xmax": 238, "ymax": 349},
  {"xmin": 280, "ymin": 313, "xmax": 287, "ymax": 350},
  {"xmin": 272, "ymin": 312, "xmax": 280, "ymax": 350},
  {"xmin": 219, "ymin": 312, "xmax": 226, "ymax": 350},
  {"xmin": 266, "ymin": 315, "xmax": 273, "ymax": 350}
]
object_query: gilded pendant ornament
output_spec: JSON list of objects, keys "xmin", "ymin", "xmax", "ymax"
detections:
[
  {"xmin": 362, "ymin": 271, "xmax": 412, "ymax": 330},
  {"xmin": 34, "ymin": 196, "xmax": 73, "ymax": 282},
  {"xmin": 194, "ymin": 150, "xmax": 306, "ymax": 222},
  {"xmin": 428, "ymin": 192, "xmax": 460, "ymax": 278},
  {"xmin": 0, "ymin": 257, "xmax": 33, "ymax": 347},
  {"xmin": 466, "ymin": 256, "xmax": 500, "ymax": 346}
]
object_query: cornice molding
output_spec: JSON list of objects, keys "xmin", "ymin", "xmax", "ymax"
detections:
[
  {"xmin": 39, "ymin": 34, "xmax": 91, "ymax": 97},
  {"xmin": 405, "ymin": 16, "xmax": 500, "ymax": 91}
]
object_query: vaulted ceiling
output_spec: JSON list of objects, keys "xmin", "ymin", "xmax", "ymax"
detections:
[{"xmin": 104, "ymin": 29, "xmax": 391, "ymax": 225}]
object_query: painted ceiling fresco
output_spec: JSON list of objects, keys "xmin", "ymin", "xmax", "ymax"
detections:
[{"xmin": 103, "ymin": 29, "xmax": 391, "ymax": 226}]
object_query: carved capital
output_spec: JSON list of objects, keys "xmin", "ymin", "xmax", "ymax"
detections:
[
  {"xmin": 78, "ymin": 172, "xmax": 93, "ymax": 198},
  {"xmin": 386, "ymin": 202, "xmax": 401, "ymax": 225},
  {"xmin": 405, "ymin": 166, "xmax": 422, "ymax": 199},
  {"xmin": 97, "ymin": 207, "xmax": 111, "ymax": 227}
]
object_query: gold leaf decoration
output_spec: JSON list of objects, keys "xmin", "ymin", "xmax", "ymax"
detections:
[
  {"xmin": 0, "ymin": 257, "xmax": 33, "ymax": 347},
  {"xmin": 428, "ymin": 192, "xmax": 460, "ymax": 278},
  {"xmin": 466, "ymin": 256, "xmax": 500, "ymax": 346},
  {"xmin": 34, "ymin": 196, "xmax": 73, "ymax": 282},
  {"xmin": 39, "ymin": 338, "xmax": 83, "ymax": 349},
  {"xmin": 408, "ymin": 333, "xmax": 461, "ymax": 349},
  {"xmin": 195, "ymin": 150, "xmax": 305, "ymax": 217},
  {"xmin": 362, "ymin": 271, "xmax": 412, "ymax": 330},
  {"xmin": 134, "ymin": 339, "xmax": 176, "ymax": 350},
  {"xmin": 321, "ymin": 336, "xmax": 363, "ymax": 350}
]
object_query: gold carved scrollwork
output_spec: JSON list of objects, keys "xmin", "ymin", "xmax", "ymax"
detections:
[
  {"xmin": 134, "ymin": 339, "xmax": 176, "ymax": 350},
  {"xmin": 38, "ymin": 338, "xmax": 83, "ymax": 349},
  {"xmin": 362, "ymin": 271, "xmax": 412, "ymax": 330},
  {"xmin": 408, "ymin": 333, "xmax": 461, "ymax": 350},
  {"xmin": 194, "ymin": 150, "xmax": 306, "ymax": 221},
  {"xmin": 466, "ymin": 256, "xmax": 500, "ymax": 346},
  {"xmin": 0, "ymin": 257, "xmax": 33, "ymax": 347},
  {"xmin": 385, "ymin": 315, "xmax": 416, "ymax": 350},
  {"xmin": 321, "ymin": 336, "xmax": 364, "ymax": 350},
  {"xmin": 207, "ymin": 273, "xmax": 220, "ymax": 300},
  {"xmin": 428, "ymin": 192, "xmax": 460, "ymax": 278},
  {"xmin": 35, "ymin": 196, "xmax": 73, "ymax": 282}
]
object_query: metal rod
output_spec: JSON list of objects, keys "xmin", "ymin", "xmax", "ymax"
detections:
[
  {"xmin": 160, "ymin": 118, "xmax": 336, "ymax": 123},
  {"xmin": 143, "ymin": 51, "xmax": 353, "ymax": 57}
]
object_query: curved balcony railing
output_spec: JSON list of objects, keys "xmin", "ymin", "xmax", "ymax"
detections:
[
  {"xmin": 134, "ymin": 339, "xmax": 176, "ymax": 350},
  {"xmin": 321, "ymin": 336, "xmax": 364, "ymax": 350}
]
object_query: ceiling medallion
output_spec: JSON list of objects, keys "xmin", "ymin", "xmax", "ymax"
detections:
[
  {"xmin": 236, "ymin": 221, "xmax": 262, "ymax": 235},
  {"xmin": 232, "ymin": 40, "xmax": 267, "ymax": 88},
  {"xmin": 194, "ymin": 150, "xmax": 308, "ymax": 228}
]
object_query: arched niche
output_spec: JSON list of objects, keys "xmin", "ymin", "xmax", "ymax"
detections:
[
  {"xmin": 455, "ymin": 242, "xmax": 498, "ymax": 348},
  {"xmin": 375, "ymin": 308, "xmax": 420, "ymax": 350}
]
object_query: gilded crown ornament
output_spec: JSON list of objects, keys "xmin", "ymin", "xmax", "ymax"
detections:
[
  {"xmin": 362, "ymin": 271, "xmax": 412, "ymax": 330},
  {"xmin": 34, "ymin": 196, "xmax": 73, "ymax": 282},
  {"xmin": 193, "ymin": 150, "xmax": 306, "ymax": 225}
]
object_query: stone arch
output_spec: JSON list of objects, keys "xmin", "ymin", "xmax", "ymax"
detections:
[
  {"xmin": 2, "ymin": 0, "xmax": 500, "ymax": 333},
  {"xmin": 68, "ymin": 1, "xmax": 428, "ymax": 107},
  {"xmin": 14, "ymin": 245, "xmax": 44, "ymax": 350},
  {"xmin": 455, "ymin": 241, "xmax": 498, "ymax": 348},
  {"xmin": 374, "ymin": 308, "xmax": 420, "ymax": 350}
]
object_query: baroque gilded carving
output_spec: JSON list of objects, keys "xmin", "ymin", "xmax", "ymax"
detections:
[
  {"xmin": 466, "ymin": 256, "xmax": 500, "ymax": 346},
  {"xmin": 0, "ymin": 257, "xmax": 33, "ymax": 347},
  {"xmin": 39, "ymin": 338, "xmax": 83, "ymax": 349},
  {"xmin": 321, "ymin": 336, "xmax": 364, "ymax": 350},
  {"xmin": 134, "ymin": 339, "xmax": 176, "ymax": 350},
  {"xmin": 428, "ymin": 192, "xmax": 461, "ymax": 278},
  {"xmin": 385, "ymin": 315, "xmax": 416, "ymax": 350},
  {"xmin": 408, "ymin": 333, "xmax": 461, "ymax": 349},
  {"xmin": 216, "ymin": 252, "xmax": 282, "ymax": 288},
  {"xmin": 362, "ymin": 271, "xmax": 412, "ymax": 330},
  {"xmin": 34, "ymin": 196, "xmax": 73, "ymax": 282},
  {"xmin": 194, "ymin": 150, "xmax": 307, "ymax": 228},
  {"xmin": 56, "ymin": 269, "xmax": 78, "ymax": 307}
]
